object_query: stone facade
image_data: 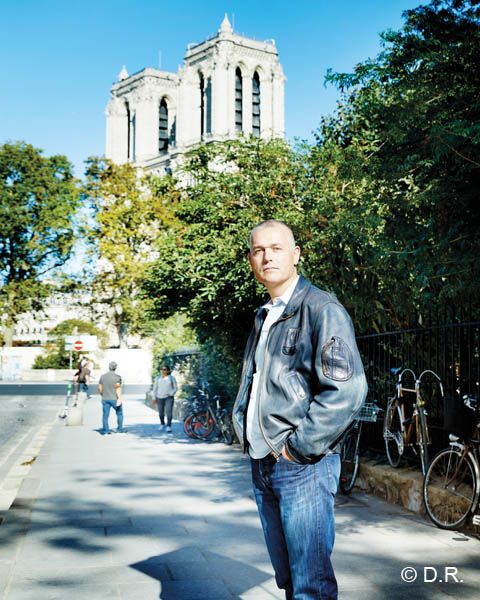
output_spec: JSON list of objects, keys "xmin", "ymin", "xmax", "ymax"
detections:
[{"xmin": 105, "ymin": 15, "xmax": 285, "ymax": 175}]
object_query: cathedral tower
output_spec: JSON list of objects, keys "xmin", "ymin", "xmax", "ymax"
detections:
[{"xmin": 105, "ymin": 16, "xmax": 285, "ymax": 174}]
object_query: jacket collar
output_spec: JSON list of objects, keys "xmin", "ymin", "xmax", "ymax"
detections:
[
  {"xmin": 255, "ymin": 275, "xmax": 311, "ymax": 324},
  {"xmin": 281, "ymin": 274, "xmax": 313, "ymax": 319}
]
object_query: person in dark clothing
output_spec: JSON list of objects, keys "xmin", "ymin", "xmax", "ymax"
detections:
[
  {"xmin": 232, "ymin": 220, "xmax": 367, "ymax": 600},
  {"xmin": 77, "ymin": 360, "xmax": 92, "ymax": 398}
]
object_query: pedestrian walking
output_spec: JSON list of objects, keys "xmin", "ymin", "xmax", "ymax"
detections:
[
  {"xmin": 153, "ymin": 365, "xmax": 177, "ymax": 432},
  {"xmin": 76, "ymin": 359, "xmax": 92, "ymax": 399},
  {"xmin": 98, "ymin": 361, "xmax": 124, "ymax": 434},
  {"xmin": 232, "ymin": 220, "xmax": 367, "ymax": 600}
]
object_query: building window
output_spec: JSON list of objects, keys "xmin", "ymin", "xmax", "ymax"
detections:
[
  {"xmin": 252, "ymin": 71, "xmax": 261, "ymax": 137},
  {"xmin": 200, "ymin": 73, "xmax": 205, "ymax": 137},
  {"xmin": 205, "ymin": 78, "xmax": 212, "ymax": 134},
  {"xmin": 170, "ymin": 117, "xmax": 176, "ymax": 147},
  {"xmin": 126, "ymin": 102, "xmax": 135, "ymax": 162},
  {"xmin": 159, "ymin": 98, "xmax": 168, "ymax": 153},
  {"xmin": 235, "ymin": 68, "xmax": 243, "ymax": 133},
  {"xmin": 126, "ymin": 102, "xmax": 131, "ymax": 160},
  {"xmin": 200, "ymin": 73, "xmax": 212, "ymax": 137},
  {"xmin": 131, "ymin": 112, "xmax": 136, "ymax": 161}
]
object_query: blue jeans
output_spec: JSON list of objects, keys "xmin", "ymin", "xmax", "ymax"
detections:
[
  {"xmin": 102, "ymin": 400, "xmax": 123, "ymax": 432},
  {"xmin": 251, "ymin": 452, "xmax": 340, "ymax": 600},
  {"xmin": 79, "ymin": 382, "xmax": 90, "ymax": 396}
]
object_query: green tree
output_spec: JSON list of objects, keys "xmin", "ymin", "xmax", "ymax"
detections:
[
  {"xmin": 319, "ymin": 0, "xmax": 480, "ymax": 324},
  {"xmin": 82, "ymin": 158, "xmax": 180, "ymax": 347},
  {"xmin": 142, "ymin": 0, "xmax": 480, "ymax": 397},
  {"xmin": 32, "ymin": 318, "xmax": 106, "ymax": 369},
  {"xmin": 143, "ymin": 137, "xmax": 305, "ymax": 354},
  {"xmin": 0, "ymin": 142, "xmax": 81, "ymax": 345}
]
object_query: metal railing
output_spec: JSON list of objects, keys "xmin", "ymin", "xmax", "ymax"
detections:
[{"xmin": 357, "ymin": 309, "xmax": 480, "ymax": 454}]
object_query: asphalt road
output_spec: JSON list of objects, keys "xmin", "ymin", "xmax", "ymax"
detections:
[
  {"xmin": 0, "ymin": 385, "xmax": 150, "ymax": 477},
  {"xmin": 0, "ymin": 383, "xmax": 150, "ymax": 396},
  {"xmin": 0, "ymin": 394, "xmax": 65, "ymax": 475}
]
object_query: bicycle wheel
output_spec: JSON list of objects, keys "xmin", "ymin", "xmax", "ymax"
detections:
[
  {"xmin": 220, "ymin": 413, "xmax": 234, "ymax": 445},
  {"xmin": 189, "ymin": 412, "xmax": 214, "ymax": 439},
  {"xmin": 417, "ymin": 406, "xmax": 430, "ymax": 476},
  {"xmin": 340, "ymin": 426, "xmax": 360, "ymax": 494},
  {"xmin": 183, "ymin": 413, "xmax": 199, "ymax": 439},
  {"xmin": 423, "ymin": 447, "xmax": 477, "ymax": 530},
  {"xmin": 384, "ymin": 399, "xmax": 403, "ymax": 468}
]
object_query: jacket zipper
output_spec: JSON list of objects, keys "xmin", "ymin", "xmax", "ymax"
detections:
[
  {"xmin": 239, "ymin": 313, "xmax": 267, "ymax": 452},
  {"xmin": 257, "ymin": 311, "xmax": 295, "ymax": 460}
]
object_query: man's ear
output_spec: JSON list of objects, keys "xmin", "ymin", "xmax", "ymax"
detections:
[{"xmin": 293, "ymin": 245, "xmax": 301, "ymax": 266}]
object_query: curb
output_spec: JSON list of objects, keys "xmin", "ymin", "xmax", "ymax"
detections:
[{"xmin": 355, "ymin": 459, "xmax": 480, "ymax": 536}]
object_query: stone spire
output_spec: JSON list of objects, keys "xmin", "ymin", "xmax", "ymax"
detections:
[
  {"xmin": 218, "ymin": 14, "xmax": 233, "ymax": 34},
  {"xmin": 118, "ymin": 65, "xmax": 129, "ymax": 81}
]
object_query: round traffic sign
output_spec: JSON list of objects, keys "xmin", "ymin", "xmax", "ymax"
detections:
[{"xmin": 73, "ymin": 340, "xmax": 83, "ymax": 351}]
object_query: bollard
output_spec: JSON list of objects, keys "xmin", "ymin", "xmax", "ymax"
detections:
[
  {"xmin": 66, "ymin": 405, "xmax": 83, "ymax": 426},
  {"xmin": 65, "ymin": 391, "xmax": 87, "ymax": 426}
]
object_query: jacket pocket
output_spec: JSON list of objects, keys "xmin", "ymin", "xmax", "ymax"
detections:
[
  {"xmin": 321, "ymin": 336, "xmax": 353, "ymax": 381},
  {"xmin": 284, "ymin": 371, "xmax": 309, "ymax": 407},
  {"xmin": 282, "ymin": 328, "xmax": 300, "ymax": 355}
]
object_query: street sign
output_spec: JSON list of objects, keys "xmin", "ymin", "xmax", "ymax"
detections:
[{"xmin": 65, "ymin": 335, "xmax": 98, "ymax": 351}]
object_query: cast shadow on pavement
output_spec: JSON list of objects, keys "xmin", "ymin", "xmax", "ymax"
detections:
[{"xmin": 131, "ymin": 548, "xmax": 273, "ymax": 599}]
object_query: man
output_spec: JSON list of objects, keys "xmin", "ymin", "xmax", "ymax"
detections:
[
  {"xmin": 98, "ymin": 361, "xmax": 123, "ymax": 434},
  {"xmin": 152, "ymin": 365, "xmax": 177, "ymax": 433},
  {"xmin": 232, "ymin": 220, "xmax": 367, "ymax": 599}
]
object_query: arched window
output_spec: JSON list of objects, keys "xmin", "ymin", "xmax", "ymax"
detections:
[
  {"xmin": 131, "ymin": 112, "xmax": 136, "ymax": 161},
  {"xmin": 235, "ymin": 67, "xmax": 243, "ymax": 133},
  {"xmin": 126, "ymin": 102, "xmax": 136, "ymax": 161},
  {"xmin": 205, "ymin": 78, "xmax": 212, "ymax": 134},
  {"xmin": 252, "ymin": 71, "xmax": 261, "ymax": 137},
  {"xmin": 126, "ymin": 101, "xmax": 131, "ymax": 159},
  {"xmin": 159, "ymin": 98, "xmax": 168, "ymax": 153},
  {"xmin": 199, "ymin": 73, "xmax": 205, "ymax": 137},
  {"xmin": 199, "ymin": 73, "xmax": 212, "ymax": 137}
]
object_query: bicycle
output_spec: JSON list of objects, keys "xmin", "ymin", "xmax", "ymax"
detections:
[
  {"xmin": 383, "ymin": 368, "xmax": 443, "ymax": 476},
  {"xmin": 183, "ymin": 388, "xmax": 234, "ymax": 445},
  {"xmin": 423, "ymin": 394, "xmax": 480, "ymax": 530},
  {"xmin": 340, "ymin": 402, "xmax": 381, "ymax": 494}
]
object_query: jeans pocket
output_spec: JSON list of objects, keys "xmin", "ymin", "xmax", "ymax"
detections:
[{"xmin": 325, "ymin": 453, "xmax": 341, "ymax": 496}]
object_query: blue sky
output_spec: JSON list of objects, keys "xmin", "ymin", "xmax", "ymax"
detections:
[{"xmin": 0, "ymin": 0, "xmax": 421, "ymax": 178}]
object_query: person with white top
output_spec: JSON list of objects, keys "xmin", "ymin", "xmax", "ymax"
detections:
[
  {"xmin": 153, "ymin": 365, "xmax": 177, "ymax": 433},
  {"xmin": 233, "ymin": 220, "xmax": 367, "ymax": 600}
]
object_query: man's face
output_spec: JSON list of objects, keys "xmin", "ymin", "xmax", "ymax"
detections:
[{"xmin": 248, "ymin": 224, "xmax": 300, "ymax": 293}]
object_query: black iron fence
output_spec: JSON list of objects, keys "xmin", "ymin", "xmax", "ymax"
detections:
[{"xmin": 357, "ymin": 311, "xmax": 480, "ymax": 455}]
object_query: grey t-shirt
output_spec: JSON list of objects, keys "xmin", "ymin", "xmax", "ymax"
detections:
[{"xmin": 99, "ymin": 371, "xmax": 122, "ymax": 400}]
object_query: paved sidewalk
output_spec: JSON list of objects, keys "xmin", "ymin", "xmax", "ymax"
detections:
[{"xmin": 0, "ymin": 396, "xmax": 478, "ymax": 599}]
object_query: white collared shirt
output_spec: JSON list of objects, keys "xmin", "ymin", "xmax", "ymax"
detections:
[{"xmin": 247, "ymin": 275, "xmax": 299, "ymax": 458}]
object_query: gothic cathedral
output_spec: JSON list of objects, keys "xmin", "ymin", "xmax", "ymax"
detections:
[{"xmin": 105, "ymin": 15, "xmax": 285, "ymax": 175}]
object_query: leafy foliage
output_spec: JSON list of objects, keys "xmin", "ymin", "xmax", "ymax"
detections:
[
  {"xmin": 0, "ymin": 142, "xmax": 81, "ymax": 343},
  {"xmin": 32, "ymin": 318, "xmax": 106, "ymax": 369},
  {"xmin": 143, "ymin": 0, "xmax": 480, "ymax": 395},
  {"xmin": 321, "ymin": 0, "xmax": 480, "ymax": 323},
  {"xmin": 144, "ymin": 137, "xmax": 305, "ymax": 353},
  {"xmin": 82, "ymin": 158, "xmax": 180, "ymax": 346}
]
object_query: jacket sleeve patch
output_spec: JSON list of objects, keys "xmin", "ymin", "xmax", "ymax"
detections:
[{"xmin": 321, "ymin": 336, "xmax": 353, "ymax": 381}]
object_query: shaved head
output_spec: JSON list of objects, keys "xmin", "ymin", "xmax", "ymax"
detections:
[
  {"xmin": 248, "ymin": 220, "xmax": 296, "ymax": 253},
  {"xmin": 248, "ymin": 220, "xmax": 300, "ymax": 298}
]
